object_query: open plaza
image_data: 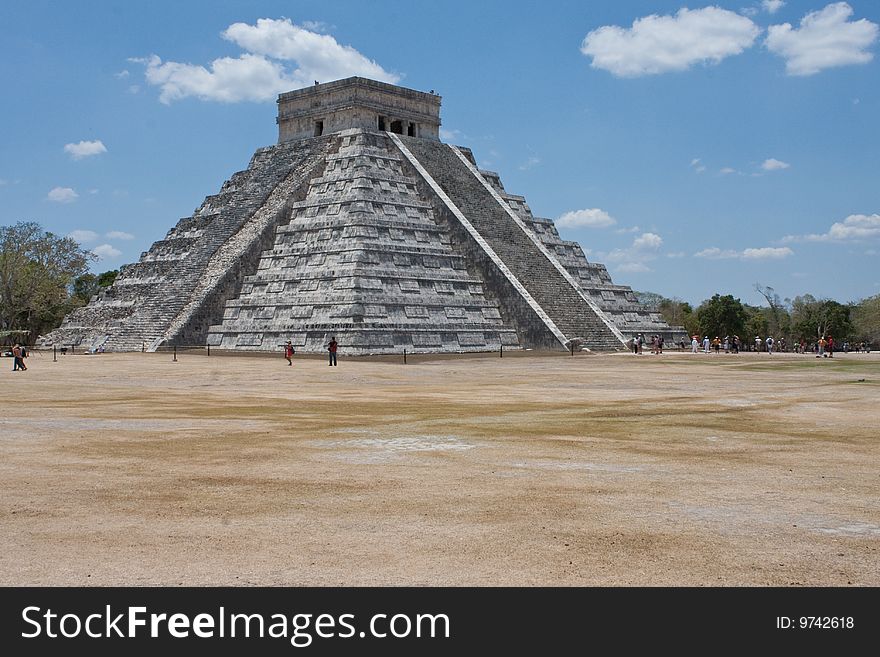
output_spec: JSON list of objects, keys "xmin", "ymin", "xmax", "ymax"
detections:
[{"xmin": 2, "ymin": 349, "xmax": 877, "ymax": 586}]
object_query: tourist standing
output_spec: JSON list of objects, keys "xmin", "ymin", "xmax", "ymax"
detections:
[
  {"xmin": 691, "ymin": 336, "xmax": 699, "ymax": 353},
  {"xmin": 826, "ymin": 335, "xmax": 834, "ymax": 358},
  {"xmin": 284, "ymin": 340, "xmax": 295, "ymax": 366},
  {"xmin": 766, "ymin": 336, "xmax": 774, "ymax": 354},
  {"xmin": 817, "ymin": 336, "xmax": 826, "ymax": 358},
  {"xmin": 327, "ymin": 336, "xmax": 338, "ymax": 366},
  {"xmin": 755, "ymin": 336, "xmax": 762, "ymax": 352},
  {"xmin": 702, "ymin": 336, "xmax": 710, "ymax": 353}
]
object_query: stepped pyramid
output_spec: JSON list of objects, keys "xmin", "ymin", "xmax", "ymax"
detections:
[{"xmin": 42, "ymin": 77, "xmax": 681, "ymax": 354}]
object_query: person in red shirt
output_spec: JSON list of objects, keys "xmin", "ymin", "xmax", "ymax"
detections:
[
  {"xmin": 327, "ymin": 336, "xmax": 338, "ymax": 366},
  {"xmin": 284, "ymin": 340, "xmax": 294, "ymax": 366},
  {"xmin": 826, "ymin": 335, "xmax": 834, "ymax": 358}
]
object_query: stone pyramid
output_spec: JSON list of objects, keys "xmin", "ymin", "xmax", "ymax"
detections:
[{"xmin": 43, "ymin": 77, "xmax": 681, "ymax": 354}]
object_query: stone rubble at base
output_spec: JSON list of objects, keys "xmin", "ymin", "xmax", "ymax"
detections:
[{"xmin": 41, "ymin": 77, "xmax": 682, "ymax": 354}]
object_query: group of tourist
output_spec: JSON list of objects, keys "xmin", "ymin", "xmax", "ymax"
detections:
[{"xmin": 629, "ymin": 334, "xmax": 665, "ymax": 354}]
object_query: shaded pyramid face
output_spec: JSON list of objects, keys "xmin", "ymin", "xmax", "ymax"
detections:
[
  {"xmin": 42, "ymin": 77, "xmax": 682, "ymax": 354},
  {"xmin": 207, "ymin": 131, "xmax": 519, "ymax": 353}
]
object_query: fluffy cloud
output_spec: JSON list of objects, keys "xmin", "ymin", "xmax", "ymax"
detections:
[
  {"xmin": 784, "ymin": 213, "xmax": 880, "ymax": 242},
  {"xmin": 603, "ymin": 232, "xmax": 664, "ymax": 273},
  {"xmin": 581, "ymin": 7, "xmax": 760, "ymax": 77},
  {"xmin": 64, "ymin": 140, "xmax": 107, "ymax": 160},
  {"xmin": 48, "ymin": 187, "xmax": 78, "ymax": 203},
  {"xmin": 762, "ymin": 1, "xmax": 785, "ymax": 14},
  {"xmin": 556, "ymin": 208, "xmax": 616, "ymax": 228},
  {"xmin": 138, "ymin": 18, "xmax": 399, "ymax": 104},
  {"xmin": 695, "ymin": 247, "xmax": 739, "ymax": 259},
  {"xmin": 761, "ymin": 158, "xmax": 790, "ymax": 170},
  {"xmin": 92, "ymin": 244, "xmax": 122, "ymax": 260},
  {"xmin": 68, "ymin": 230, "xmax": 98, "ymax": 243},
  {"xmin": 690, "ymin": 158, "xmax": 707, "ymax": 173},
  {"xmin": 633, "ymin": 232, "xmax": 663, "ymax": 250},
  {"xmin": 720, "ymin": 167, "xmax": 737, "ymax": 175},
  {"xmin": 742, "ymin": 246, "xmax": 794, "ymax": 259},
  {"xmin": 766, "ymin": 2, "xmax": 878, "ymax": 76},
  {"xmin": 105, "ymin": 230, "xmax": 135, "ymax": 240},
  {"xmin": 695, "ymin": 246, "xmax": 793, "ymax": 259}
]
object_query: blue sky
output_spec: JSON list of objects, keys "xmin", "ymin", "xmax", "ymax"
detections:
[{"xmin": 1, "ymin": 1, "xmax": 878, "ymax": 306}]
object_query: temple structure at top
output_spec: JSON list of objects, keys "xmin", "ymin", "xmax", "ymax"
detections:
[{"xmin": 42, "ymin": 77, "xmax": 682, "ymax": 354}]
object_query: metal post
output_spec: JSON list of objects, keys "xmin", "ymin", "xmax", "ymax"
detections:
[
  {"xmin": 570, "ymin": 343, "xmax": 574, "ymax": 356},
  {"xmin": 173, "ymin": 345, "xmax": 177, "ymax": 362},
  {"xmin": 53, "ymin": 345, "xmax": 57, "ymax": 362},
  {"xmin": 500, "ymin": 344, "xmax": 503, "ymax": 358},
  {"xmin": 207, "ymin": 344, "xmax": 210, "ymax": 357},
  {"xmin": 403, "ymin": 348, "xmax": 407, "ymax": 364}
]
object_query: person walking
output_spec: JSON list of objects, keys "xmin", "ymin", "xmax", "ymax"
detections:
[
  {"xmin": 284, "ymin": 340, "xmax": 295, "ymax": 366},
  {"xmin": 826, "ymin": 335, "xmax": 834, "ymax": 358},
  {"xmin": 766, "ymin": 336, "xmax": 774, "ymax": 354},
  {"xmin": 327, "ymin": 336, "xmax": 338, "ymax": 366},
  {"xmin": 12, "ymin": 344, "xmax": 27, "ymax": 371},
  {"xmin": 817, "ymin": 336, "xmax": 826, "ymax": 358}
]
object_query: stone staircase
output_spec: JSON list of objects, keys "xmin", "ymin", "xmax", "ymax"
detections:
[
  {"xmin": 41, "ymin": 137, "xmax": 330, "ymax": 351},
  {"xmin": 396, "ymin": 136, "xmax": 626, "ymax": 351}
]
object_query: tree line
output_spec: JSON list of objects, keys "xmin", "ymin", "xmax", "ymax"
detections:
[
  {"xmin": 647, "ymin": 285, "xmax": 879, "ymax": 347},
  {"xmin": 0, "ymin": 221, "xmax": 117, "ymax": 344}
]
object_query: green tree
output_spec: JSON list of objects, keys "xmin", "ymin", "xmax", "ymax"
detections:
[
  {"xmin": 0, "ymin": 221, "xmax": 95, "ymax": 342},
  {"xmin": 657, "ymin": 297, "xmax": 697, "ymax": 334},
  {"xmin": 790, "ymin": 295, "xmax": 854, "ymax": 341},
  {"xmin": 71, "ymin": 269, "xmax": 118, "ymax": 305},
  {"xmin": 694, "ymin": 294, "xmax": 748, "ymax": 339},
  {"xmin": 852, "ymin": 294, "xmax": 880, "ymax": 345},
  {"xmin": 97, "ymin": 269, "xmax": 118, "ymax": 287},
  {"xmin": 754, "ymin": 283, "xmax": 791, "ymax": 339},
  {"xmin": 72, "ymin": 273, "xmax": 100, "ymax": 304}
]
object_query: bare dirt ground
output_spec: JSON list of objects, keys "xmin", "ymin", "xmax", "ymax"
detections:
[{"xmin": 1, "ymin": 348, "xmax": 878, "ymax": 586}]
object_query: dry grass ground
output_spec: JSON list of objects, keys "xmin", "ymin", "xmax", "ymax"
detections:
[{"xmin": 1, "ymin": 348, "xmax": 878, "ymax": 586}]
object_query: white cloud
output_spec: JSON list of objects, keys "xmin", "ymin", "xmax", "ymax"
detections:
[
  {"xmin": 114, "ymin": 70, "xmax": 130, "ymax": 79},
  {"xmin": 742, "ymin": 246, "xmax": 794, "ymax": 259},
  {"xmin": 48, "ymin": 187, "xmax": 78, "ymax": 203},
  {"xmin": 762, "ymin": 1, "xmax": 785, "ymax": 14},
  {"xmin": 92, "ymin": 244, "xmax": 122, "ymax": 260},
  {"xmin": 64, "ymin": 140, "xmax": 107, "ymax": 160},
  {"xmin": 766, "ymin": 2, "xmax": 878, "ymax": 76},
  {"xmin": 68, "ymin": 230, "xmax": 98, "ymax": 243},
  {"xmin": 784, "ymin": 213, "xmax": 880, "ymax": 242},
  {"xmin": 601, "ymin": 233, "xmax": 663, "ymax": 273},
  {"xmin": 761, "ymin": 157, "xmax": 790, "ymax": 170},
  {"xmin": 105, "ymin": 230, "xmax": 135, "ymax": 240},
  {"xmin": 615, "ymin": 225, "xmax": 641, "ymax": 234},
  {"xmin": 556, "ymin": 208, "xmax": 617, "ymax": 228},
  {"xmin": 690, "ymin": 158, "xmax": 707, "ymax": 173},
  {"xmin": 138, "ymin": 18, "xmax": 399, "ymax": 104},
  {"xmin": 581, "ymin": 7, "xmax": 760, "ymax": 77},
  {"xmin": 695, "ymin": 247, "xmax": 740, "ymax": 259},
  {"xmin": 633, "ymin": 232, "xmax": 663, "ymax": 250},
  {"xmin": 666, "ymin": 251, "xmax": 687, "ymax": 258},
  {"xmin": 695, "ymin": 246, "xmax": 793, "ymax": 259},
  {"xmin": 618, "ymin": 262, "xmax": 651, "ymax": 273},
  {"xmin": 720, "ymin": 167, "xmax": 737, "ymax": 175}
]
